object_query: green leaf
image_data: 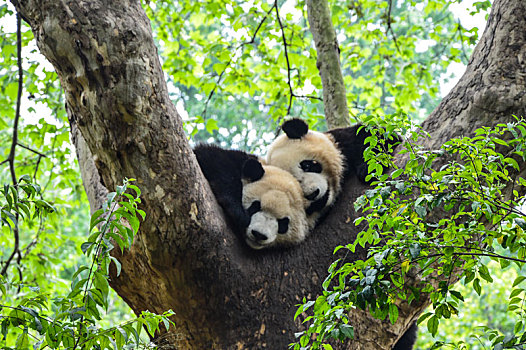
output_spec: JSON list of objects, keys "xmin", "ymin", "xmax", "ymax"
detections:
[
  {"xmin": 110, "ymin": 256, "xmax": 122, "ymax": 277},
  {"xmin": 93, "ymin": 271, "xmax": 110, "ymax": 306},
  {"xmin": 409, "ymin": 244, "xmax": 421, "ymax": 259},
  {"xmin": 340, "ymin": 324, "xmax": 354, "ymax": 339},
  {"xmin": 417, "ymin": 312, "xmax": 433, "ymax": 325},
  {"xmin": 473, "ymin": 278, "xmax": 482, "ymax": 296},
  {"xmin": 15, "ymin": 329, "xmax": 29, "ymax": 349},
  {"xmin": 449, "ymin": 290, "xmax": 464, "ymax": 302},
  {"xmin": 513, "ymin": 276, "xmax": 526, "ymax": 287},
  {"xmin": 81, "ymin": 242, "xmax": 94, "ymax": 255},
  {"xmin": 427, "ymin": 315, "xmax": 439, "ymax": 337},
  {"xmin": 90, "ymin": 208, "xmax": 105, "ymax": 231},
  {"xmin": 389, "ymin": 304, "xmax": 399, "ymax": 324}
]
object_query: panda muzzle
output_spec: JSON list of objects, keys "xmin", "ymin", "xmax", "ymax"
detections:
[{"xmin": 251, "ymin": 230, "xmax": 268, "ymax": 242}]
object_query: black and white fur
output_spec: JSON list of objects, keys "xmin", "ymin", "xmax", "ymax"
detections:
[
  {"xmin": 193, "ymin": 144, "xmax": 308, "ymax": 249},
  {"xmin": 267, "ymin": 118, "xmax": 400, "ymax": 225},
  {"xmin": 242, "ymin": 159, "xmax": 308, "ymax": 249}
]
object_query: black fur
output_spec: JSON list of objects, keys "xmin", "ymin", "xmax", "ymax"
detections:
[
  {"xmin": 327, "ymin": 125, "xmax": 401, "ymax": 184},
  {"xmin": 282, "ymin": 118, "xmax": 308, "ymax": 139},
  {"xmin": 242, "ymin": 158, "xmax": 265, "ymax": 182},
  {"xmin": 306, "ymin": 189, "xmax": 330, "ymax": 216},
  {"xmin": 193, "ymin": 144, "xmax": 257, "ymax": 235},
  {"xmin": 326, "ymin": 125, "xmax": 370, "ymax": 183},
  {"xmin": 393, "ymin": 322, "xmax": 418, "ymax": 350}
]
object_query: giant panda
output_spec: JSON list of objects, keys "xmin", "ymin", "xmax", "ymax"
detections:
[
  {"xmin": 193, "ymin": 144, "xmax": 309, "ymax": 249},
  {"xmin": 266, "ymin": 118, "xmax": 399, "ymax": 225},
  {"xmin": 242, "ymin": 158, "xmax": 309, "ymax": 249}
]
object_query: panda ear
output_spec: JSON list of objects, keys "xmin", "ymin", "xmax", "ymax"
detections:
[
  {"xmin": 282, "ymin": 118, "xmax": 308, "ymax": 139},
  {"xmin": 242, "ymin": 159, "xmax": 265, "ymax": 182}
]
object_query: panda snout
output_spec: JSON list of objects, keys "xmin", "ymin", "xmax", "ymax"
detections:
[
  {"xmin": 305, "ymin": 188, "xmax": 320, "ymax": 201},
  {"xmin": 251, "ymin": 230, "xmax": 268, "ymax": 242}
]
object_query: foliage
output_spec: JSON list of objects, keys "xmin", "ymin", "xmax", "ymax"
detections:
[
  {"xmin": 0, "ymin": 178, "xmax": 173, "ymax": 349},
  {"xmin": 0, "ymin": 0, "xmax": 506, "ymax": 347},
  {"xmin": 417, "ymin": 258, "xmax": 525, "ymax": 349},
  {"xmin": 143, "ymin": 0, "xmax": 480, "ymax": 152},
  {"xmin": 293, "ymin": 119, "xmax": 526, "ymax": 349},
  {"xmin": 333, "ymin": 0, "xmax": 478, "ymax": 119}
]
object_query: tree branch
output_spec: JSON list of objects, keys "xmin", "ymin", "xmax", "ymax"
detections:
[
  {"xmin": 11, "ymin": 0, "xmax": 526, "ymax": 348},
  {"xmin": 306, "ymin": 0, "xmax": 350, "ymax": 128},
  {"xmin": 386, "ymin": 0, "xmax": 402, "ymax": 55},
  {"xmin": 1, "ymin": 11, "xmax": 23, "ymax": 278},
  {"xmin": 202, "ymin": 5, "xmax": 275, "ymax": 118}
]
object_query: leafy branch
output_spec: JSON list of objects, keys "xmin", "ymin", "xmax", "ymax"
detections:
[
  {"xmin": 202, "ymin": 4, "xmax": 275, "ymax": 118},
  {"xmin": 0, "ymin": 179, "xmax": 173, "ymax": 349},
  {"xmin": 293, "ymin": 118, "xmax": 526, "ymax": 349}
]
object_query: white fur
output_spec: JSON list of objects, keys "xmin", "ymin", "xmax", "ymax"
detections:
[
  {"xmin": 266, "ymin": 129, "xmax": 344, "ymax": 226},
  {"xmin": 242, "ymin": 165, "xmax": 309, "ymax": 249},
  {"xmin": 245, "ymin": 212, "xmax": 279, "ymax": 250}
]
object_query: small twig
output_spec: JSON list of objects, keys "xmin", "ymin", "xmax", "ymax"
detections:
[
  {"xmin": 202, "ymin": 5, "xmax": 275, "ymax": 117},
  {"xmin": 1, "ymin": 12, "xmax": 23, "ymax": 277},
  {"xmin": 386, "ymin": 0, "xmax": 402, "ymax": 55},
  {"xmin": 8, "ymin": 13, "xmax": 23, "ymax": 185},
  {"xmin": 16, "ymin": 142, "xmax": 47, "ymax": 157},
  {"xmin": 274, "ymin": 0, "xmax": 294, "ymax": 115}
]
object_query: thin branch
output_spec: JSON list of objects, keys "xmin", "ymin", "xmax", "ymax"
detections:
[
  {"xmin": 386, "ymin": 0, "xmax": 402, "ymax": 55},
  {"xmin": 16, "ymin": 142, "xmax": 47, "ymax": 158},
  {"xmin": 274, "ymin": 0, "xmax": 294, "ymax": 116},
  {"xmin": 8, "ymin": 13, "xmax": 23, "ymax": 186},
  {"xmin": 1, "ymin": 12, "xmax": 23, "ymax": 278},
  {"xmin": 203, "ymin": 2, "xmax": 323, "ymax": 119},
  {"xmin": 202, "ymin": 5, "xmax": 275, "ymax": 117}
]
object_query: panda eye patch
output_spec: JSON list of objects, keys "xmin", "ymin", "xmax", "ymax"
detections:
[
  {"xmin": 247, "ymin": 201, "xmax": 261, "ymax": 216},
  {"xmin": 277, "ymin": 217, "xmax": 290, "ymax": 234},
  {"xmin": 300, "ymin": 160, "xmax": 322, "ymax": 173}
]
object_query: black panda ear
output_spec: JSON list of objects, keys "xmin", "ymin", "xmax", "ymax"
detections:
[
  {"xmin": 242, "ymin": 159, "xmax": 265, "ymax": 182},
  {"xmin": 282, "ymin": 118, "xmax": 308, "ymax": 139}
]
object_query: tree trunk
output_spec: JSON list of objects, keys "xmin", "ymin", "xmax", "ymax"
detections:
[
  {"xmin": 11, "ymin": 0, "xmax": 526, "ymax": 348},
  {"xmin": 306, "ymin": 0, "xmax": 350, "ymax": 128}
]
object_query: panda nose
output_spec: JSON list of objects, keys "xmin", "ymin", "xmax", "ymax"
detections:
[
  {"xmin": 251, "ymin": 230, "xmax": 268, "ymax": 241},
  {"xmin": 305, "ymin": 189, "xmax": 320, "ymax": 200}
]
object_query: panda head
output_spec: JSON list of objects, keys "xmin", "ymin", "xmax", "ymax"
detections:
[
  {"xmin": 241, "ymin": 158, "xmax": 309, "ymax": 250},
  {"xmin": 266, "ymin": 118, "xmax": 344, "ymax": 219}
]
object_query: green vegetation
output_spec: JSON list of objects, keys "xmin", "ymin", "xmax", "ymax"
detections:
[
  {"xmin": 2, "ymin": 0, "xmax": 521, "ymax": 349},
  {"xmin": 293, "ymin": 119, "xmax": 526, "ymax": 349}
]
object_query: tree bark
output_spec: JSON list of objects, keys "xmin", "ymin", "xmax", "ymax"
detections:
[
  {"xmin": 10, "ymin": 0, "xmax": 526, "ymax": 349},
  {"xmin": 306, "ymin": 0, "xmax": 350, "ymax": 129}
]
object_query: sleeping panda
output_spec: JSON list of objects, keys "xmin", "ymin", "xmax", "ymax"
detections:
[
  {"xmin": 193, "ymin": 144, "xmax": 309, "ymax": 249},
  {"xmin": 242, "ymin": 158, "xmax": 309, "ymax": 249},
  {"xmin": 266, "ymin": 118, "xmax": 400, "ymax": 225}
]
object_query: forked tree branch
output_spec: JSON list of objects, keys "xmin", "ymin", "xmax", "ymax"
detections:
[{"xmin": 10, "ymin": 0, "xmax": 526, "ymax": 348}]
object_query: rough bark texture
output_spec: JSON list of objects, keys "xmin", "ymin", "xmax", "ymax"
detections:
[
  {"xmin": 10, "ymin": 0, "xmax": 526, "ymax": 348},
  {"xmin": 306, "ymin": 0, "xmax": 350, "ymax": 129}
]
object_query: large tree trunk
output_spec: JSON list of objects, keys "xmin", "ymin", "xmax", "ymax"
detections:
[{"xmin": 11, "ymin": 0, "xmax": 526, "ymax": 348}]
